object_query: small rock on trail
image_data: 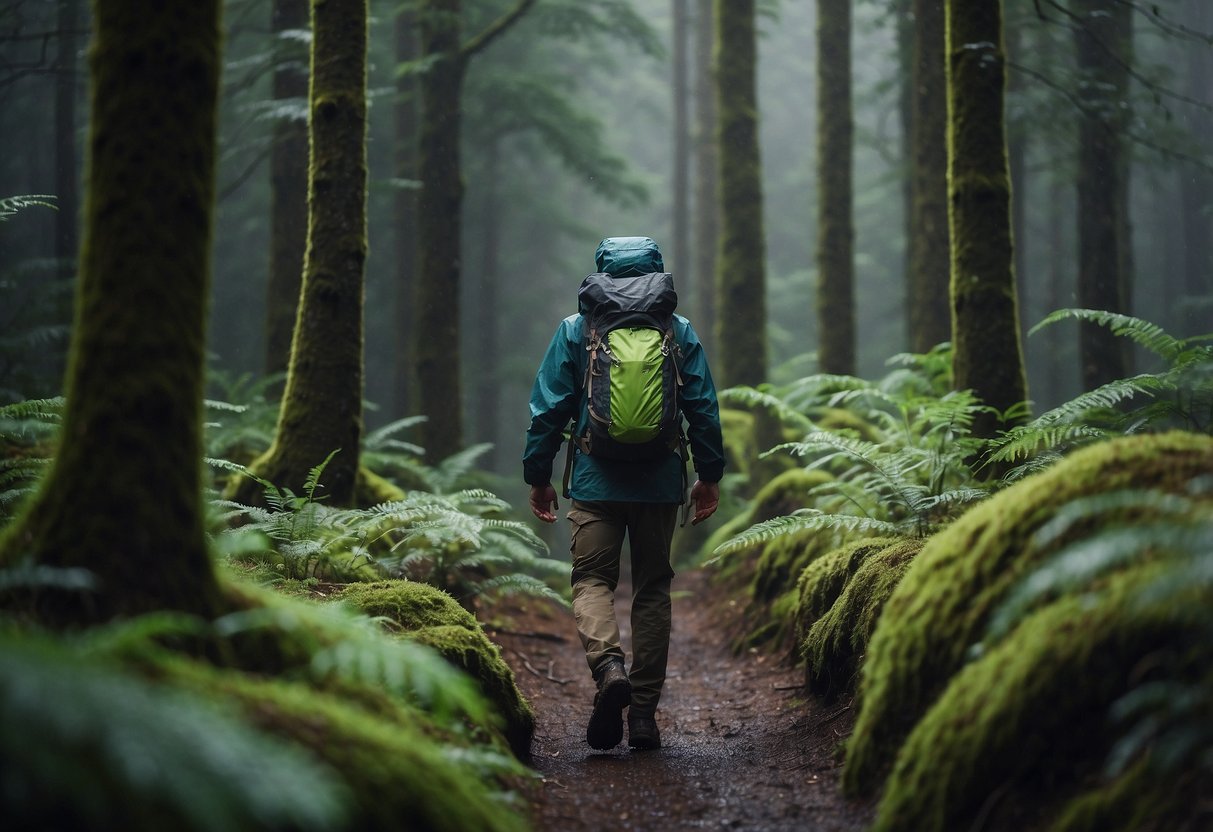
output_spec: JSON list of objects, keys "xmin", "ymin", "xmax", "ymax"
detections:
[{"xmin": 489, "ymin": 569, "xmax": 874, "ymax": 831}]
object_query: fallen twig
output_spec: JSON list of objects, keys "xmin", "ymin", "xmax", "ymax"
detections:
[
  {"xmin": 509, "ymin": 647, "xmax": 572, "ymax": 685},
  {"xmin": 772, "ymin": 683, "xmax": 803, "ymax": 691}
]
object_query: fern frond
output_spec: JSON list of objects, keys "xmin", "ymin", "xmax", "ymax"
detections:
[
  {"xmin": 303, "ymin": 449, "xmax": 341, "ymax": 502},
  {"xmin": 1030, "ymin": 308, "xmax": 1184, "ymax": 363},
  {"xmin": 474, "ymin": 573, "xmax": 569, "ymax": 607},
  {"xmin": 0, "ymin": 194, "xmax": 57, "ymax": 219},
  {"xmin": 0, "ymin": 397, "xmax": 65, "ymax": 424},
  {"xmin": 363, "ymin": 415, "xmax": 427, "ymax": 450},
  {"xmin": 0, "ymin": 634, "xmax": 350, "ymax": 832},
  {"xmin": 717, "ymin": 385, "xmax": 815, "ymax": 431}
]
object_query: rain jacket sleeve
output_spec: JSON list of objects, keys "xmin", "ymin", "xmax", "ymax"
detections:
[
  {"xmin": 522, "ymin": 317, "xmax": 581, "ymax": 486},
  {"xmin": 676, "ymin": 319, "xmax": 726, "ymax": 484}
]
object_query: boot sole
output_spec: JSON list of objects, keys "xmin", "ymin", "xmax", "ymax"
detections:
[{"xmin": 586, "ymin": 677, "xmax": 631, "ymax": 750}]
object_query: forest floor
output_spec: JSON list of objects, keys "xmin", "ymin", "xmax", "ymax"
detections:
[{"xmin": 486, "ymin": 567, "xmax": 876, "ymax": 831}]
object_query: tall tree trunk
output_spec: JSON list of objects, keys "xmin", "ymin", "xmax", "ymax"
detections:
[
  {"xmin": 815, "ymin": 0, "xmax": 855, "ymax": 375},
  {"xmin": 907, "ymin": 0, "xmax": 950, "ymax": 353},
  {"xmin": 1, "ymin": 0, "xmax": 226, "ymax": 625},
  {"xmin": 671, "ymin": 0, "xmax": 690, "ymax": 280},
  {"xmin": 1073, "ymin": 0, "xmax": 1133, "ymax": 389},
  {"xmin": 946, "ymin": 0, "xmax": 1028, "ymax": 439},
  {"xmin": 713, "ymin": 0, "xmax": 766, "ymax": 388},
  {"xmin": 896, "ymin": 0, "xmax": 914, "ymax": 347},
  {"xmin": 414, "ymin": 0, "xmax": 534, "ymax": 462},
  {"xmin": 474, "ymin": 138, "xmax": 503, "ymax": 469},
  {"xmin": 53, "ymin": 0, "xmax": 80, "ymax": 289},
  {"xmin": 234, "ymin": 0, "xmax": 369, "ymax": 506},
  {"xmin": 1006, "ymin": 16, "xmax": 1029, "ymax": 327},
  {"xmin": 264, "ymin": 0, "xmax": 310, "ymax": 378},
  {"xmin": 1178, "ymin": 1, "xmax": 1212, "ymax": 334},
  {"xmin": 393, "ymin": 7, "xmax": 420, "ymax": 417},
  {"xmin": 692, "ymin": 0, "xmax": 718, "ymax": 354},
  {"xmin": 416, "ymin": 0, "xmax": 467, "ymax": 463}
]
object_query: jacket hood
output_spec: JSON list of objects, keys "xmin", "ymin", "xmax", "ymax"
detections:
[{"xmin": 594, "ymin": 236, "xmax": 664, "ymax": 277}]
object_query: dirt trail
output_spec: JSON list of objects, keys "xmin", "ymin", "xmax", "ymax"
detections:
[{"xmin": 489, "ymin": 569, "xmax": 874, "ymax": 831}]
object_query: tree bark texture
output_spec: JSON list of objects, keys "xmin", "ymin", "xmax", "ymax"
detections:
[
  {"xmin": 474, "ymin": 139, "xmax": 503, "ymax": 469},
  {"xmin": 815, "ymin": 0, "xmax": 856, "ymax": 376},
  {"xmin": 416, "ymin": 0, "xmax": 467, "ymax": 463},
  {"xmin": 908, "ymin": 0, "xmax": 950, "ymax": 353},
  {"xmin": 713, "ymin": 0, "xmax": 766, "ymax": 388},
  {"xmin": 54, "ymin": 0, "xmax": 80, "ymax": 289},
  {"xmin": 1179, "ymin": 0, "xmax": 1213, "ymax": 332},
  {"xmin": 945, "ymin": 0, "xmax": 1028, "ymax": 437},
  {"xmin": 0, "ymin": 0, "xmax": 226, "ymax": 623},
  {"xmin": 393, "ymin": 8, "xmax": 420, "ymax": 418},
  {"xmin": 264, "ymin": 0, "xmax": 310, "ymax": 378},
  {"xmin": 238, "ymin": 0, "xmax": 369, "ymax": 506},
  {"xmin": 672, "ymin": 0, "xmax": 690, "ymax": 281},
  {"xmin": 1073, "ymin": 0, "xmax": 1133, "ymax": 389},
  {"xmin": 692, "ymin": 0, "xmax": 719, "ymax": 355}
]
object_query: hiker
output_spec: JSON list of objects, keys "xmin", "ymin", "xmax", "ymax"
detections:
[{"xmin": 523, "ymin": 236, "xmax": 725, "ymax": 752}]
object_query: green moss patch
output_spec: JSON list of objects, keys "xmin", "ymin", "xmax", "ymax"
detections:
[
  {"xmin": 870, "ymin": 565, "xmax": 1207, "ymax": 832},
  {"xmin": 411, "ymin": 625, "xmax": 534, "ymax": 759},
  {"xmin": 338, "ymin": 580, "xmax": 478, "ymax": 632},
  {"xmin": 800, "ymin": 537, "xmax": 923, "ymax": 701},
  {"xmin": 154, "ymin": 652, "xmax": 528, "ymax": 832},
  {"xmin": 844, "ymin": 432, "xmax": 1213, "ymax": 797}
]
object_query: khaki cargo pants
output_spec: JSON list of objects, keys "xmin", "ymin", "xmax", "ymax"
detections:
[{"xmin": 567, "ymin": 499, "xmax": 678, "ymax": 717}]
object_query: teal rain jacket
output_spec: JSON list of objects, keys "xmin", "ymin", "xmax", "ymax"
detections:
[{"xmin": 523, "ymin": 313, "xmax": 725, "ymax": 504}]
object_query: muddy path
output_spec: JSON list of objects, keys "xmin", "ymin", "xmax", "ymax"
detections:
[{"xmin": 488, "ymin": 569, "xmax": 875, "ymax": 831}]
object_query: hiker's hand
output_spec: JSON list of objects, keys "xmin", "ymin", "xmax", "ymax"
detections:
[
  {"xmin": 689, "ymin": 480, "xmax": 719, "ymax": 526},
  {"xmin": 529, "ymin": 483, "xmax": 559, "ymax": 523}
]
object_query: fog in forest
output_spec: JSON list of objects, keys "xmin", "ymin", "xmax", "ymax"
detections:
[{"xmin": 2, "ymin": 0, "xmax": 1210, "ymax": 480}]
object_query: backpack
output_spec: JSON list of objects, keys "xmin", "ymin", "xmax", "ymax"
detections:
[{"xmin": 573, "ymin": 269, "xmax": 684, "ymax": 462}]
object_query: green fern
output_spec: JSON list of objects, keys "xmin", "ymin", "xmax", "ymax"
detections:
[
  {"xmin": 993, "ymin": 310, "xmax": 1213, "ymax": 470},
  {"xmin": 0, "ymin": 631, "xmax": 350, "ymax": 832},
  {"xmin": 0, "ymin": 194, "xmax": 57, "ymax": 220}
]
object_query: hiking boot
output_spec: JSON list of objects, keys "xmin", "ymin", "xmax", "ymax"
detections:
[
  {"xmin": 628, "ymin": 712, "xmax": 661, "ymax": 751},
  {"xmin": 586, "ymin": 658, "xmax": 631, "ymax": 750}
]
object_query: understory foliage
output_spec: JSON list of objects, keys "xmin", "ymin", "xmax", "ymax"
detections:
[
  {"xmin": 708, "ymin": 321, "xmax": 1213, "ymax": 830},
  {"xmin": 1, "ymin": 566, "xmax": 532, "ymax": 831}
]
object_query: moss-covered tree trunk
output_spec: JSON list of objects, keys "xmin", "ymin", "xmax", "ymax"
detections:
[
  {"xmin": 671, "ymin": 0, "xmax": 690, "ymax": 280},
  {"xmin": 815, "ymin": 0, "xmax": 855, "ymax": 376},
  {"xmin": 234, "ymin": 0, "xmax": 369, "ymax": 506},
  {"xmin": 1073, "ymin": 0, "xmax": 1133, "ymax": 389},
  {"xmin": 415, "ymin": 0, "xmax": 535, "ymax": 462},
  {"xmin": 692, "ymin": 0, "xmax": 718, "ymax": 355},
  {"xmin": 393, "ymin": 7, "xmax": 420, "ymax": 418},
  {"xmin": 53, "ymin": 0, "xmax": 80, "ymax": 290},
  {"xmin": 907, "ymin": 0, "xmax": 950, "ymax": 353},
  {"xmin": 0, "ymin": 0, "xmax": 226, "ymax": 624},
  {"xmin": 264, "ymin": 0, "xmax": 310, "ymax": 378},
  {"xmin": 713, "ymin": 0, "xmax": 766, "ymax": 388},
  {"xmin": 945, "ymin": 0, "xmax": 1028, "ymax": 438}
]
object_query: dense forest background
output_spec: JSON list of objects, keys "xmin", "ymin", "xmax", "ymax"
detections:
[{"xmin": 5, "ymin": 0, "xmax": 1209, "ymax": 477}]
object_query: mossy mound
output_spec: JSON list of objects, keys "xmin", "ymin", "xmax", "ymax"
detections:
[
  {"xmin": 338, "ymin": 580, "xmax": 478, "ymax": 632},
  {"xmin": 411, "ymin": 624, "xmax": 534, "ymax": 759},
  {"xmin": 337, "ymin": 581, "xmax": 534, "ymax": 759},
  {"xmin": 793, "ymin": 536, "xmax": 901, "ymax": 633},
  {"xmin": 1048, "ymin": 756, "xmax": 1203, "ymax": 832},
  {"xmin": 799, "ymin": 538, "xmax": 923, "ymax": 701},
  {"xmin": 156, "ymin": 651, "xmax": 528, "ymax": 832},
  {"xmin": 844, "ymin": 431, "xmax": 1213, "ymax": 797},
  {"xmin": 870, "ymin": 564, "xmax": 1209, "ymax": 832}
]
